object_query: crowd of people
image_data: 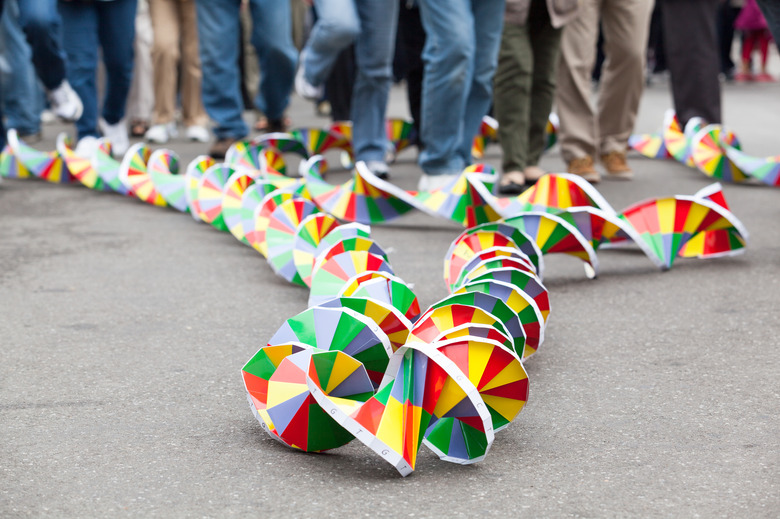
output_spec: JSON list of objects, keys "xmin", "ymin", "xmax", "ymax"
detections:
[{"xmin": 1, "ymin": 0, "xmax": 778, "ymax": 193}]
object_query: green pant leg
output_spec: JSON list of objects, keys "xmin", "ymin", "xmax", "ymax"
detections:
[
  {"xmin": 493, "ymin": 22, "xmax": 533, "ymax": 173},
  {"xmin": 526, "ymin": 2, "xmax": 563, "ymax": 167}
]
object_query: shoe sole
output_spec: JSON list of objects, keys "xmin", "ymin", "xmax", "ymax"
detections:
[{"xmin": 605, "ymin": 171, "xmax": 634, "ymax": 180}]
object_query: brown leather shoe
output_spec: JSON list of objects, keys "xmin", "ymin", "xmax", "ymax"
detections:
[
  {"xmin": 600, "ymin": 151, "xmax": 633, "ymax": 180},
  {"xmin": 567, "ymin": 156, "xmax": 600, "ymax": 183},
  {"xmin": 209, "ymin": 136, "xmax": 242, "ymax": 159}
]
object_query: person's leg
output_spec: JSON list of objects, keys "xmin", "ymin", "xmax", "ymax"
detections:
[
  {"xmin": 58, "ymin": 1, "xmax": 99, "ymax": 138},
  {"xmin": 300, "ymin": 0, "xmax": 360, "ymax": 87},
  {"xmin": 179, "ymin": 0, "xmax": 208, "ymax": 127},
  {"xmin": 0, "ymin": 0, "xmax": 41, "ymax": 136},
  {"xmin": 350, "ymin": 0, "xmax": 398, "ymax": 163},
  {"xmin": 194, "ymin": 0, "xmax": 247, "ymax": 139},
  {"xmin": 555, "ymin": 0, "xmax": 600, "ymax": 162},
  {"xmin": 494, "ymin": 23, "xmax": 533, "ymax": 174},
  {"xmin": 126, "ymin": 0, "xmax": 155, "ymax": 132},
  {"xmin": 660, "ymin": 0, "xmax": 721, "ymax": 126},
  {"xmin": 249, "ymin": 0, "xmax": 298, "ymax": 121},
  {"xmin": 17, "ymin": 0, "xmax": 66, "ymax": 90},
  {"xmin": 396, "ymin": 5, "xmax": 425, "ymax": 143},
  {"xmin": 759, "ymin": 31, "xmax": 771, "ymax": 73},
  {"xmin": 597, "ymin": 0, "xmax": 653, "ymax": 156},
  {"xmin": 756, "ymin": 0, "xmax": 780, "ymax": 46},
  {"xmin": 740, "ymin": 32, "xmax": 756, "ymax": 75},
  {"xmin": 149, "ymin": 0, "xmax": 180, "ymax": 125},
  {"xmin": 324, "ymin": 46, "xmax": 355, "ymax": 122},
  {"xmin": 417, "ymin": 0, "xmax": 474, "ymax": 175},
  {"xmin": 96, "ymin": 0, "xmax": 137, "ymax": 126},
  {"xmin": 526, "ymin": 1, "xmax": 562, "ymax": 169},
  {"xmin": 456, "ymin": 0, "xmax": 504, "ymax": 166}
]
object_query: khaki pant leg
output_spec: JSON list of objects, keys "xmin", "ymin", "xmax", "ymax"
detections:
[
  {"xmin": 597, "ymin": 0, "xmax": 653, "ymax": 155},
  {"xmin": 179, "ymin": 0, "xmax": 208, "ymax": 127},
  {"xmin": 149, "ymin": 0, "xmax": 180, "ymax": 125},
  {"xmin": 555, "ymin": 0, "xmax": 600, "ymax": 162}
]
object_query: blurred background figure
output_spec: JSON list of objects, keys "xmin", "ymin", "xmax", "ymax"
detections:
[
  {"xmin": 415, "ymin": 0, "xmax": 504, "ymax": 190},
  {"xmin": 717, "ymin": 0, "xmax": 741, "ymax": 81},
  {"xmin": 195, "ymin": 0, "xmax": 297, "ymax": 158},
  {"xmin": 59, "ymin": 0, "xmax": 137, "ymax": 157},
  {"xmin": 0, "ymin": 0, "xmax": 44, "ymax": 142},
  {"xmin": 296, "ymin": 0, "xmax": 399, "ymax": 179},
  {"xmin": 146, "ymin": 0, "xmax": 210, "ymax": 144},
  {"xmin": 493, "ymin": 0, "xmax": 578, "ymax": 195},
  {"xmin": 659, "ymin": 0, "xmax": 721, "ymax": 127},
  {"xmin": 126, "ymin": 0, "xmax": 154, "ymax": 139},
  {"xmin": 735, "ymin": 0, "xmax": 775, "ymax": 81},
  {"xmin": 756, "ymin": 0, "xmax": 780, "ymax": 44},
  {"xmin": 555, "ymin": 0, "xmax": 653, "ymax": 183},
  {"xmin": 392, "ymin": 1, "xmax": 425, "ymax": 152},
  {"xmin": 15, "ymin": 0, "xmax": 83, "ymax": 125}
]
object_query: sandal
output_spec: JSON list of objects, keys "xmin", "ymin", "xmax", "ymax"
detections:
[
  {"xmin": 130, "ymin": 119, "xmax": 149, "ymax": 138},
  {"xmin": 523, "ymin": 165, "xmax": 546, "ymax": 185},
  {"xmin": 254, "ymin": 115, "xmax": 292, "ymax": 133},
  {"xmin": 498, "ymin": 170, "xmax": 527, "ymax": 195}
]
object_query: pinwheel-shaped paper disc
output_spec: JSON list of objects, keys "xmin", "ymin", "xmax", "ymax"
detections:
[
  {"xmin": 253, "ymin": 190, "xmax": 302, "ymax": 257},
  {"xmin": 503, "ymin": 212, "xmax": 598, "ymax": 278},
  {"xmin": 499, "ymin": 172, "xmax": 615, "ymax": 215},
  {"xmin": 319, "ymin": 297, "xmax": 413, "ymax": 353},
  {"xmin": 412, "ymin": 166, "xmax": 503, "ymax": 227},
  {"xmin": 92, "ymin": 139, "xmax": 129, "ymax": 195},
  {"xmin": 196, "ymin": 163, "xmax": 235, "ymax": 231},
  {"xmin": 225, "ymin": 140, "xmax": 266, "ymax": 174},
  {"xmin": 291, "ymin": 127, "xmax": 350, "ymax": 157},
  {"xmin": 268, "ymin": 305, "xmax": 393, "ymax": 386},
  {"xmin": 292, "ymin": 213, "xmax": 341, "ymax": 286},
  {"xmin": 338, "ymin": 272, "xmax": 421, "ymax": 323},
  {"xmin": 56, "ymin": 133, "xmax": 106, "ymax": 190},
  {"xmin": 385, "ymin": 118, "xmax": 416, "ymax": 155},
  {"xmin": 431, "ymin": 337, "xmax": 528, "ymax": 432},
  {"xmin": 445, "ymin": 223, "xmax": 543, "ymax": 289},
  {"xmin": 221, "ymin": 172, "xmax": 261, "ymax": 244},
  {"xmin": 618, "ymin": 195, "xmax": 748, "ymax": 269},
  {"xmin": 8, "ymin": 129, "xmax": 70, "ymax": 183},
  {"xmin": 119, "ymin": 142, "xmax": 166, "ymax": 206},
  {"xmin": 690, "ymin": 124, "xmax": 748, "ymax": 183},
  {"xmin": 244, "ymin": 346, "xmax": 374, "ymax": 451},
  {"xmin": 544, "ymin": 113, "xmax": 559, "ymax": 151},
  {"xmin": 266, "ymin": 198, "xmax": 321, "ymax": 286},
  {"xmin": 430, "ymin": 293, "xmax": 526, "ymax": 358},
  {"xmin": 311, "ymin": 221, "xmax": 371, "ymax": 259},
  {"xmin": 467, "ymin": 268, "xmax": 550, "ymax": 324},
  {"xmin": 0, "ymin": 144, "xmax": 31, "ymax": 178},
  {"xmin": 308, "ymin": 250, "xmax": 394, "ymax": 308},
  {"xmin": 454, "ymin": 279, "xmax": 545, "ymax": 358},
  {"xmin": 147, "ymin": 149, "xmax": 188, "ymax": 212},
  {"xmin": 628, "ymin": 131, "xmax": 671, "ymax": 159},
  {"xmin": 304, "ymin": 161, "xmax": 417, "ymax": 224},
  {"xmin": 313, "ymin": 236, "xmax": 390, "ymax": 277},
  {"xmin": 185, "ymin": 155, "xmax": 216, "ymax": 222},
  {"xmin": 722, "ymin": 143, "xmax": 780, "ymax": 186}
]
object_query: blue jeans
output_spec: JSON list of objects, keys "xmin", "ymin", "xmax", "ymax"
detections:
[
  {"xmin": 304, "ymin": 0, "xmax": 398, "ymax": 162},
  {"xmin": 18, "ymin": 0, "xmax": 67, "ymax": 90},
  {"xmin": 58, "ymin": 0, "xmax": 137, "ymax": 139},
  {"xmin": 195, "ymin": 0, "xmax": 296, "ymax": 139},
  {"xmin": 417, "ymin": 0, "xmax": 505, "ymax": 175},
  {"xmin": 0, "ymin": 0, "xmax": 42, "ymax": 135}
]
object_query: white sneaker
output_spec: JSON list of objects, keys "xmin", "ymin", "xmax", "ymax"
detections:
[
  {"xmin": 145, "ymin": 122, "xmax": 178, "ymax": 144},
  {"xmin": 40, "ymin": 109, "xmax": 57, "ymax": 124},
  {"xmin": 294, "ymin": 52, "xmax": 324, "ymax": 101},
  {"xmin": 74, "ymin": 136, "xmax": 99, "ymax": 157},
  {"xmin": 418, "ymin": 172, "xmax": 460, "ymax": 191},
  {"xmin": 99, "ymin": 118, "xmax": 129, "ymax": 157},
  {"xmin": 48, "ymin": 80, "xmax": 83, "ymax": 122},
  {"xmin": 185, "ymin": 125, "xmax": 210, "ymax": 143},
  {"xmin": 365, "ymin": 160, "xmax": 390, "ymax": 180}
]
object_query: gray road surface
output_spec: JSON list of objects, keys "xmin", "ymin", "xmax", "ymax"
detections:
[{"xmin": 1, "ymin": 78, "xmax": 779, "ymax": 517}]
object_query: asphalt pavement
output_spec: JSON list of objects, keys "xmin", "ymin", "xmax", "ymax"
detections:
[{"xmin": 1, "ymin": 75, "xmax": 779, "ymax": 518}]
